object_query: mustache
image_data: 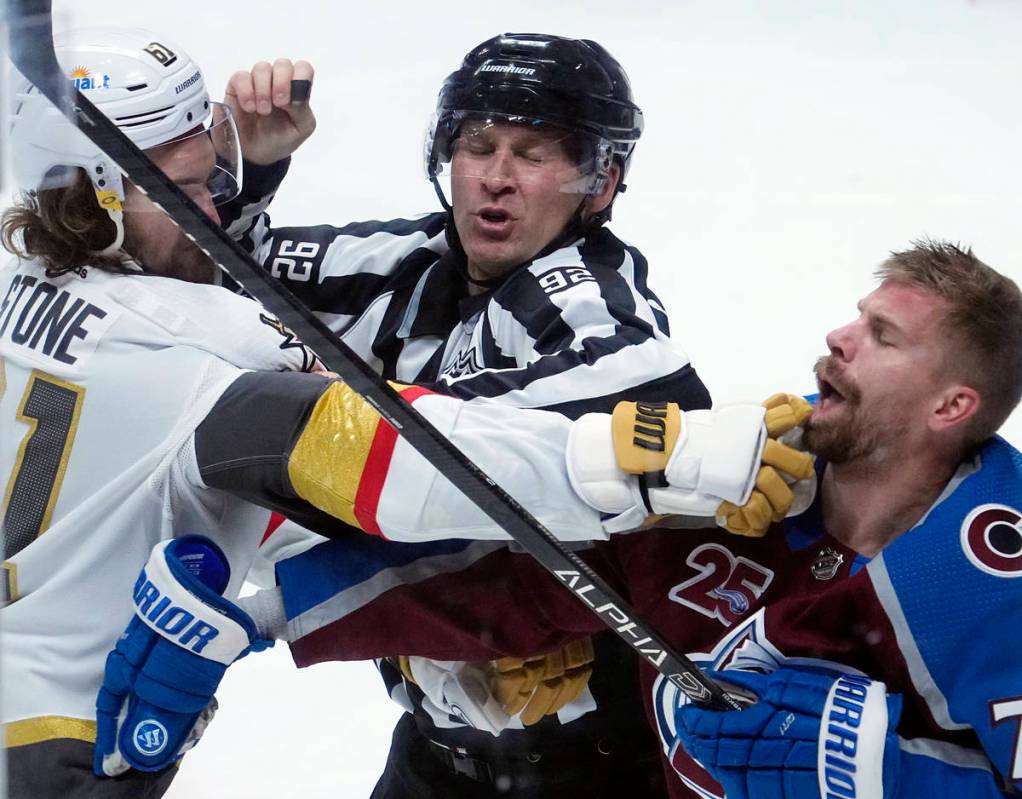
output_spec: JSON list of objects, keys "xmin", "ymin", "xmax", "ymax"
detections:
[{"xmin": 813, "ymin": 355, "xmax": 861, "ymax": 403}]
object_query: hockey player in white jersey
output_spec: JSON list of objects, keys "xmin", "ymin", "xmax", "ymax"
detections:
[
  {"xmin": 0, "ymin": 28, "xmax": 811, "ymax": 798},
  {"xmin": 0, "ymin": 28, "xmax": 308, "ymax": 798}
]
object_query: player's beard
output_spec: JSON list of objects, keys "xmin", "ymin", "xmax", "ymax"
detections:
[
  {"xmin": 122, "ymin": 223, "xmax": 217, "ymax": 284},
  {"xmin": 804, "ymin": 356, "xmax": 889, "ymax": 465}
]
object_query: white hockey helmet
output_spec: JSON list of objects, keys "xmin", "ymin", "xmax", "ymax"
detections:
[{"xmin": 8, "ymin": 28, "xmax": 241, "ymax": 254}]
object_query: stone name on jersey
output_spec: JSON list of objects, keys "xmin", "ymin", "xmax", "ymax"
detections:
[{"xmin": 0, "ymin": 274, "xmax": 108, "ymax": 365}]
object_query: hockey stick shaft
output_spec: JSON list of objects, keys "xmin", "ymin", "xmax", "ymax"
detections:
[{"xmin": 4, "ymin": 0, "xmax": 740, "ymax": 711}]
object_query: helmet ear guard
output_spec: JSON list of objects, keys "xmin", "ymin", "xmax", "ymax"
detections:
[
  {"xmin": 32, "ymin": 151, "xmax": 128, "ymax": 257},
  {"xmin": 84, "ymin": 154, "xmax": 127, "ymax": 257}
]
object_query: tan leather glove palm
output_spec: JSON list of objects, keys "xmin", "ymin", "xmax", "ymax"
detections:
[
  {"xmin": 395, "ymin": 638, "xmax": 596, "ymax": 728},
  {"xmin": 716, "ymin": 394, "xmax": 815, "ymax": 537},
  {"xmin": 490, "ymin": 638, "xmax": 596, "ymax": 725}
]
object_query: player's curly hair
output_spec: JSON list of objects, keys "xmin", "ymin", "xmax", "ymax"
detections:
[
  {"xmin": 877, "ymin": 239, "xmax": 1022, "ymax": 450},
  {"xmin": 1, "ymin": 168, "xmax": 130, "ymax": 277}
]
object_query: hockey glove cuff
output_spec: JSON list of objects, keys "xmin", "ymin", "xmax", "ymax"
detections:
[
  {"xmin": 567, "ymin": 400, "xmax": 814, "ymax": 535},
  {"xmin": 396, "ymin": 657, "xmax": 513, "ymax": 737}
]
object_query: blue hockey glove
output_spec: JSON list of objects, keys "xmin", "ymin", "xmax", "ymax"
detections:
[
  {"xmin": 94, "ymin": 535, "xmax": 272, "ymax": 776},
  {"xmin": 675, "ymin": 667, "xmax": 903, "ymax": 799}
]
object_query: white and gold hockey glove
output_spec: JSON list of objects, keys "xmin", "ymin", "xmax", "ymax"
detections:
[
  {"xmin": 567, "ymin": 395, "xmax": 815, "ymax": 537},
  {"xmin": 717, "ymin": 393, "xmax": 815, "ymax": 536}
]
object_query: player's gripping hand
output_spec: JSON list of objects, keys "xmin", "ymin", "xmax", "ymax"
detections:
[
  {"xmin": 716, "ymin": 393, "xmax": 816, "ymax": 536},
  {"xmin": 225, "ymin": 58, "xmax": 316, "ymax": 165},
  {"xmin": 490, "ymin": 637, "xmax": 595, "ymax": 725},
  {"xmin": 94, "ymin": 535, "xmax": 271, "ymax": 777},
  {"xmin": 567, "ymin": 398, "xmax": 814, "ymax": 535},
  {"xmin": 762, "ymin": 392, "xmax": 814, "ymax": 438},
  {"xmin": 396, "ymin": 638, "xmax": 595, "ymax": 735},
  {"xmin": 675, "ymin": 667, "xmax": 902, "ymax": 799}
]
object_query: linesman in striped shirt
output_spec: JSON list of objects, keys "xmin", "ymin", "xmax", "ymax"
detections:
[{"xmin": 222, "ymin": 33, "xmax": 711, "ymax": 798}]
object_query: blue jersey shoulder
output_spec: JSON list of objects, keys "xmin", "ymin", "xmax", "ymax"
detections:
[{"xmin": 876, "ymin": 436, "xmax": 1022, "ymax": 784}]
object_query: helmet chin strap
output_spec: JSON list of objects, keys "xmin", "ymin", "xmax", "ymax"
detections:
[
  {"xmin": 536, "ymin": 196, "xmax": 598, "ymax": 259},
  {"xmin": 432, "ymin": 175, "xmax": 613, "ymax": 291},
  {"xmin": 430, "ymin": 174, "xmax": 453, "ymax": 215},
  {"xmin": 94, "ymin": 206, "xmax": 125, "ymax": 256},
  {"xmin": 432, "ymin": 175, "xmax": 506, "ymax": 291},
  {"xmin": 90, "ymin": 205, "xmax": 143, "ymax": 272}
]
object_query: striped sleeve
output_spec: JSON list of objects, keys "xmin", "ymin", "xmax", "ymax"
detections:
[
  {"xmin": 243, "ymin": 214, "xmax": 449, "ymax": 329},
  {"xmin": 441, "ymin": 238, "xmax": 710, "ymax": 418},
  {"xmin": 221, "ymin": 158, "xmax": 292, "ymax": 246},
  {"xmin": 222, "ymin": 161, "xmax": 450, "ymax": 331}
]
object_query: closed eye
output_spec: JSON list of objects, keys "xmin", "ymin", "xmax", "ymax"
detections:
[
  {"xmin": 461, "ymin": 140, "xmax": 494, "ymax": 157},
  {"xmin": 870, "ymin": 318, "xmax": 894, "ymax": 346}
]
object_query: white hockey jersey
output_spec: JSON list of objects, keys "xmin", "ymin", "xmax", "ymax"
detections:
[
  {"xmin": 0, "ymin": 258, "xmax": 618, "ymax": 748},
  {"xmin": 0, "ymin": 259, "xmax": 309, "ymax": 745}
]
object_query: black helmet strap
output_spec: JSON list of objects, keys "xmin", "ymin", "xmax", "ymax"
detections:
[
  {"xmin": 441, "ymin": 194, "xmax": 602, "ymax": 292},
  {"xmin": 434, "ymin": 154, "xmax": 624, "ymax": 290}
]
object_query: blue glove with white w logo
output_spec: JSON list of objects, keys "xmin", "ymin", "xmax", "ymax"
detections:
[
  {"xmin": 674, "ymin": 667, "xmax": 903, "ymax": 799},
  {"xmin": 94, "ymin": 535, "xmax": 272, "ymax": 776}
]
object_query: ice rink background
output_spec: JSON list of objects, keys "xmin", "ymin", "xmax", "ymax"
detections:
[{"xmin": 5, "ymin": 0, "xmax": 1022, "ymax": 795}]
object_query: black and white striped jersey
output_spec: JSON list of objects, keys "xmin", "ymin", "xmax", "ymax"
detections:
[
  {"xmin": 225, "ymin": 162, "xmax": 710, "ymax": 419},
  {"xmin": 222, "ymin": 160, "xmax": 709, "ymax": 776}
]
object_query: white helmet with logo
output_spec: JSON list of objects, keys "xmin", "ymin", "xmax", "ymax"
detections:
[{"xmin": 8, "ymin": 28, "xmax": 241, "ymax": 253}]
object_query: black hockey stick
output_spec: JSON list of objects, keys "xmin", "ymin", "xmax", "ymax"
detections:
[{"xmin": 4, "ymin": 0, "xmax": 742, "ymax": 711}]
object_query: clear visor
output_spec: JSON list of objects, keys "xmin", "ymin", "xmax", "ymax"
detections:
[
  {"xmin": 125, "ymin": 102, "xmax": 242, "ymax": 212},
  {"xmin": 429, "ymin": 112, "xmax": 613, "ymax": 198}
]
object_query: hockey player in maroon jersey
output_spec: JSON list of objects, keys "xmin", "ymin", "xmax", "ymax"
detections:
[
  {"xmin": 267, "ymin": 241, "xmax": 1022, "ymax": 798},
  {"xmin": 98, "ymin": 240, "xmax": 1022, "ymax": 796}
]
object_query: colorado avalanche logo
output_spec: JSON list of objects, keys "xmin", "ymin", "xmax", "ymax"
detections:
[
  {"xmin": 651, "ymin": 610, "xmax": 785, "ymax": 799},
  {"xmin": 960, "ymin": 503, "xmax": 1022, "ymax": 578},
  {"xmin": 709, "ymin": 586, "xmax": 749, "ymax": 615}
]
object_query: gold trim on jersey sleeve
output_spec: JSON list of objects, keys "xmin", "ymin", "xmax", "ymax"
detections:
[
  {"xmin": 5, "ymin": 716, "xmax": 96, "ymax": 748},
  {"xmin": 1, "ymin": 561, "xmax": 16, "ymax": 605},
  {"xmin": 287, "ymin": 380, "xmax": 387, "ymax": 527}
]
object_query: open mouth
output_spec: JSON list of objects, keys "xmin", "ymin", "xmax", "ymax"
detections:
[
  {"xmin": 473, "ymin": 207, "xmax": 514, "ymax": 240},
  {"xmin": 478, "ymin": 207, "xmax": 511, "ymax": 224},
  {"xmin": 815, "ymin": 368, "xmax": 859, "ymax": 417},
  {"xmin": 818, "ymin": 376, "xmax": 844, "ymax": 403}
]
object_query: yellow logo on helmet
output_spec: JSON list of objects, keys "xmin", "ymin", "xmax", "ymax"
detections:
[
  {"xmin": 95, "ymin": 190, "xmax": 123, "ymax": 212},
  {"xmin": 70, "ymin": 65, "xmax": 110, "ymax": 91}
]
